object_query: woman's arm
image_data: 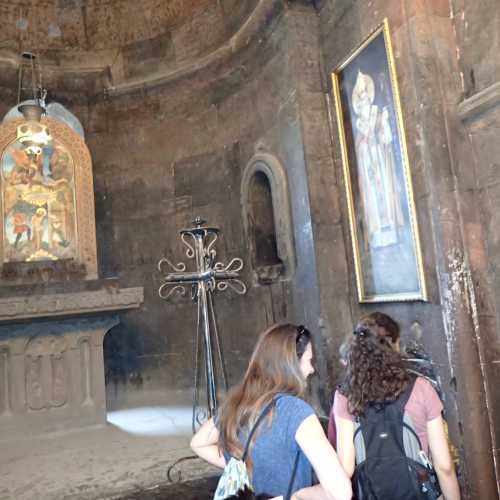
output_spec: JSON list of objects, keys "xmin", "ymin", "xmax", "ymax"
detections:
[
  {"xmin": 427, "ymin": 416, "xmax": 460, "ymax": 500},
  {"xmin": 335, "ymin": 416, "xmax": 356, "ymax": 478},
  {"xmin": 190, "ymin": 417, "xmax": 226, "ymax": 469},
  {"xmin": 292, "ymin": 415, "xmax": 352, "ymax": 500}
]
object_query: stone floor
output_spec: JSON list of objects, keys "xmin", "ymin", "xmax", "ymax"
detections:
[
  {"xmin": 0, "ymin": 398, "xmax": 219, "ymax": 500},
  {"xmin": 115, "ymin": 476, "xmax": 219, "ymax": 500}
]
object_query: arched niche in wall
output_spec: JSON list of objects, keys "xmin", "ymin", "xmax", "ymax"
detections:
[{"xmin": 241, "ymin": 153, "xmax": 295, "ymax": 285}]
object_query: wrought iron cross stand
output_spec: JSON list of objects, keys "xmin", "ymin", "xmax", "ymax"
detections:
[{"xmin": 157, "ymin": 217, "xmax": 246, "ymax": 431}]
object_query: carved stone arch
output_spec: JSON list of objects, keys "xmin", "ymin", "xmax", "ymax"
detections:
[{"xmin": 241, "ymin": 153, "xmax": 295, "ymax": 284}]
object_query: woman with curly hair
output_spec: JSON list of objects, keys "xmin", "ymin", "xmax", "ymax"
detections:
[
  {"xmin": 191, "ymin": 323, "xmax": 352, "ymax": 500},
  {"xmin": 333, "ymin": 312, "xmax": 460, "ymax": 500}
]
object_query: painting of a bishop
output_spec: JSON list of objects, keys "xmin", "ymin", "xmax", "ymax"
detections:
[
  {"xmin": 351, "ymin": 70, "xmax": 405, "ymax": 249},
  {"xmin": 332, "ymin": 20, "xmax": 426, "ymax": 301}
]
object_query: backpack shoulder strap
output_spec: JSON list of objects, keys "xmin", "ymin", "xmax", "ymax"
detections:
[
  {"xmin": 392, "ymin": 376, "xmax": 417, "ymax": 414},
  {"xmin": 241, "ymin": 396, "xmax": 279, "ymax": 461},
  {"xmin": 353, "ymin": 377, "xmax": 418, "ymax": 447}
]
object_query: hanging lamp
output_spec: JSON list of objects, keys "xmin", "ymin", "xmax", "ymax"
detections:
[{"xmin": 16, "ymin": 52, "xmax": 51, "ymax": 155}]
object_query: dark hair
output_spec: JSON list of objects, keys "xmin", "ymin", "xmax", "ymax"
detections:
[
  {"xmin": 357, "ymin": 311, "xmax": 400, "ymax": 343},
  {"xmin": 340, "ymin": 315, "xmax": 409, "ymax": 416}
]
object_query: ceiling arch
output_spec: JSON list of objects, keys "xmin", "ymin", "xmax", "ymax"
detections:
[
  {"xmin": 0, "ymin": 0, "xmax": 262, "ymax": 94},
  {"xmin": 0, "ymin": 0, "xmax": 217, "ymax": 51}
]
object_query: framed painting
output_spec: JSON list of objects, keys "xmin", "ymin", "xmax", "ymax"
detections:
[
  {"xmin": 331, "ymin": 19, "xmax": 426, "ymax": 302},
  {"xmin": 0, "ymin": 116, "xmax": 98, "ymax": 281},
  {"xmin": 1, "ymin": 133, "xmax": 78, "ymax": 263}
]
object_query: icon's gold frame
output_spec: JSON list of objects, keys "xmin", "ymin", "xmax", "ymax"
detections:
[{"xmin": 331, "ymin": 18, "xmax": 427, "ymax": 303}]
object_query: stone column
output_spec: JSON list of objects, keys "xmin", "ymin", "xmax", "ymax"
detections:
[
  {"xmin": 396, "ymin": 1, "xmax": 498, "ymax": 496},
  {"xmin": 282, "ymin": 3, "xmax": 357, "ymax": 410}
]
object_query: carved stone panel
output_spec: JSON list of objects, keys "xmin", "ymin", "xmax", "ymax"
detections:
[
  {"xmin": 0, "ymin": 316, "xmax": 119, "ymax": 440},
  {"xmin": 25, "ymin": 334, "xmax": 68, "ymax": 410},
  {"xmin": 79, "ymin": 337, "xmax": 93, "ymax": 406},
  {"xmin": 0, "ymin": 346, "xmax": 11, "ymax": 415}
]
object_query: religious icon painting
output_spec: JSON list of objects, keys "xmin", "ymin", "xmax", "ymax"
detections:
[
  {"xmin": 331, "ymin": 18, "xmax": 426, "ymax": 302},
  {"xmin": 1, "ymin": 135, "xmax": 78, "ymax": 262},
  {"xmin": 0, "ymin": 112, "xmax": 98, "ymax": 280}
]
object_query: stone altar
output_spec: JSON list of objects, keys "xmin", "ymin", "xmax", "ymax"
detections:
[
  {"xmin": 0, "ymin": 286, "xmax": 143, "ymax": 439},
  {"xmin": 0, "ymin": 106, "xmax": 144, "ymax": 439}
]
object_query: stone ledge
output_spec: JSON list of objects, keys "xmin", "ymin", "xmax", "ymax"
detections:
[
  {"xmin": 458, "ymin": 80, "xmax": 500, "ymax": 122},
  {"xmin": 0, "ymin": 286, "xmax": 143, "ymax": 323}
]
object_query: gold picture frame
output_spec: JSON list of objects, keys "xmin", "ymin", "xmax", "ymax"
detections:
[{"xmin": 331, "ymin": 19, "xmax": 426, "ymax": 302}]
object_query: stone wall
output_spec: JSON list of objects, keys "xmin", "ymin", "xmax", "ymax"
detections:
[
  {"xmin": 317, "ymin": 0, "xmax": 499, "ymax": 497},
  {"xmin": 0, "ymin": 0, "xmax": 260, "ymax": 94},
  {"xmin": 453, "ymin": 0, "xmax": 500, "ymax": 97},
  {"xmin": 0, "ymin": 1, "xmax": 334, "ymax": 411},
  {"xmin": 0, "ymin": 0, "xmax": 497, "ymax": 495},
  {"xmin": 453, "ymin": 0, "xmax": 500, "ymax": 494},
  {"xmin": 85, "ymin": 0, "xmax": 334, "ymax": 410}
]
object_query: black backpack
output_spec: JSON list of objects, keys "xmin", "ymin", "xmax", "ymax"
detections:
[{"xmin": 352, "ymin": 378, "xmax": 442, "ymax": 500}]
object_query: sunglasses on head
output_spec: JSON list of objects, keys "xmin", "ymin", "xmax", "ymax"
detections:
[{"xmin": 296, "ymin": 325, "xmax": 310, "ymax": 342}]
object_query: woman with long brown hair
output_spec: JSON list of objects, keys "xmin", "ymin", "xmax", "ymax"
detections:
[
  {"xmin": 333, "ymin": 312, "xmax": 460, "ymax": 500},
  {"xmin": 191, "ymin": 323, "xmax": 352, "ymax": 500}
]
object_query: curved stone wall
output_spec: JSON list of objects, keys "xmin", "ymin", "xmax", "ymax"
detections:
[
  {"xmin": 0, "ymin": 0, "xmax": 259, "ymax": 91},
  {"xmin": 85, "ymin": 0, "xmax": 317, "ymax": 406}
]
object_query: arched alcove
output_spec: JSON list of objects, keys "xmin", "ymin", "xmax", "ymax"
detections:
[
  {"xmin": 249, "ymin": 171, "xmax": 282, "ymax": 268},
  {"xmin": 241, "ymin": 153, "xmax": 295, "ymax": 284},
  {"xmin": 103, "ymin": 320, "xmax": 145, "ymax": 411}
]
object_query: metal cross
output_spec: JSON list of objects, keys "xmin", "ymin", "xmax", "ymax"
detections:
[{"xmin": 157, "ymin": 217, "xmax": 246, "ymax": 429}]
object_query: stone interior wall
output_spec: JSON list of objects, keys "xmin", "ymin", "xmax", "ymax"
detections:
[
  {"xmin": 453, "ymin": 0, "xmax": 500, "ymax": 97},
  {"xmin": 317, "ymin": 0, "xmax": 499, "ymax": 498},
  {"xmin": 0, "ymin": 1, "xmax": 307, "ymax": 408},
  {"xmin": 88, "ymin": 2, "xmax": 282, "ymax": 402},
  {"xmin": 0, "ymin": 0, "xmax": 360, "ymax": 414},
  {"xmin": 452, "ymin": 0, "xmax": 500, "ymax": 491},
  {"xmin": 0, "ymin": 0, "xmax": 260, "ymax": 95},
  {"xmin": 85, "ymin": 0, "xmax": 332, "ymax": 410},
  {"xmin": 0, "ymin": 0, "xmax": 497, "ymax": 496}
]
